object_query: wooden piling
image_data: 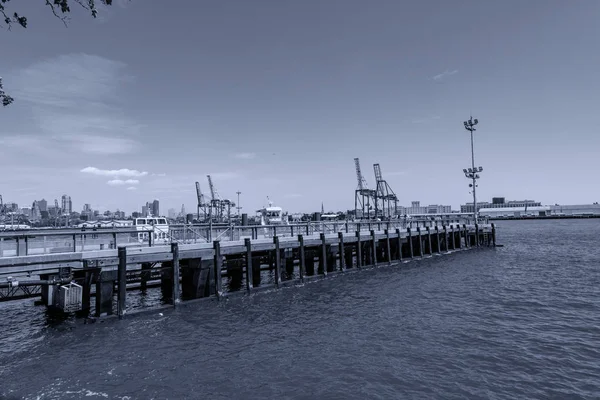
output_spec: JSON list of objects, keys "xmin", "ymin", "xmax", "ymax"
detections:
[
  {"xmin": 245, "ymin": 238, "xmax": 253, "ymax": 291},
  {"xmin": 475, "ymin": 223, "xmax": 480, "ymax": 247},
  {"xmin": 408, "ymin": 227, "xmax": 414, "ymax": 258},
  {"xmin": 426, "ymin": 227, "xmax": 432, "ymax": 255},
  {"xmin": 213, "ymin": 241, "xmax": 223, "ymax": 298},
  {"xmin": 298, "ymin": 235, "xmax": 306, "ymax": 281},
  {"xmin": 385, "ymin": 229, "xmax": 392, "ymax": 265},
  {"xmin": 320, "ymin": 233, "xmax": 327, "ymax": 276},
  {"xmin": 396, "ymin": 228, "xmax": 403, "ymax": 262},
  {"xmin": 492, "ymin": 223, "xmax": 497, "ymax": 247},
  {"xmin": 273, "ymin": 236, "xmax": 282, "ymax": 285},
  {"xmin": 450, "ymin": 225, "xmax": 456, "ymax": 250},
  {"xmin": 370, "ymin": 230, "xmax": 377, "ymax": 266},
  {"xmin": 443, "ymin": 225, "xmax": 449, "ymax": 252},
  {"xmin": 171, "ymin": 243, "xmax": 180, "ymax": 306},
  {"xmin": 355, "ymin": 231, "xmax": 362, "ymax": 268},
  {"xmin": 435, "ymin": 226, "xmax": 441, "ymax": 254},
  {"xmin": 117, "ymin": 246, "xmax": 126, "ymax": 319},
  {"xmin": 338, "ymin": 232, "xmax": 345, "ymax": 272},
  {"xmin": 463, "ymin": 224, "xmax": 469, "ymax": 248}
]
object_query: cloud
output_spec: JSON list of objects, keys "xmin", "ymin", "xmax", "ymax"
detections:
[
  {"xmin": 432, "ymin": 69, "xmax": 458, "ymax": 81},
  {"xmin": 11, "ymin": 53, "xmax": 144, "ymax": 155},
  {"xmin": 233, "ymin": 152, "xmax": 256, "ymax": 159},
  {"xmin": 151, "ymin": 173, "xmax": 167, "ymax": 177},
  {"xmin": 107, "ymin": 179, "xmax": 140, "ymax": 186},
  {"xmin": 126, "ymin": 186, "xmax": 137, "ymax": 191},
  {"xmin": 81, "ymin": 167, "xmax": 148, "ymax": 178}
]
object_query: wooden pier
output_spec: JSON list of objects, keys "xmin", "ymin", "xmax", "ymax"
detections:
[{"xmin": 0, "ymin": 220, "xmax": 497, "ymax": 317}]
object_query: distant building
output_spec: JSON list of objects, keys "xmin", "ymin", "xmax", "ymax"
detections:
[
  {"xmin": 61, "ymin": 195, "xmax": 72, "ymax": 215},
  {"xmin": 142, "ymin": 205, "xmax": 149, "ymax": 217},
  {"xmin": 168, "ymin": 208, "xmax": 176, "ymax": 219},
  {"xmin": 152, "ymin": 200, "xmax": 159, "ymax": 217},
  {"xmin": 37, "ymin": 199, "xmax": 48, "ymax": 212},
  {"xmin": 399, "ymin": 201, "xmax": 453, "ymax": 215},
  {"xmin": 461, "ymin": 198, "xmax": 541, "ymax": 213}
]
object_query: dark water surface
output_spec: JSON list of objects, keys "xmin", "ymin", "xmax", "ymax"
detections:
[{"xmin": 1, "ymin": 220, "xmax": 599, "ymax": 399}]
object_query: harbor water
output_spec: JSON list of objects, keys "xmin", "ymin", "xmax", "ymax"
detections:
[{"xmin": 1, "ymin": 219, "xmax": 599, "ymax": 399}]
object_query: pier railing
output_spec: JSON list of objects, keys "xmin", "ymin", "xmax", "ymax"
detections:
[{"xmin": 0, "ymin": 215, "xmax": 487, "ymax": 259}]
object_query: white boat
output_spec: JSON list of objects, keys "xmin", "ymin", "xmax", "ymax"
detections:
[
  {"xmin": 256, "ymin": 198, "xmax": 288, "ymax": 225},
  {"xmin": 132, "ymin": 216, "xmax": 170, "ymax": 244}
]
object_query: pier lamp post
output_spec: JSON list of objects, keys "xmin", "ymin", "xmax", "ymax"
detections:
[
  {"xmin": 463, "ymin": 116, "xmax": 482, "ymax": 224},
  {"xmin": 236, "ymin": 191, "xmax": 242, "ymax": 217}
]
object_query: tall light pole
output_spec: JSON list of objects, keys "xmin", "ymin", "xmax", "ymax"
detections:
[
  {"xmin": 236, "ymin": 191, "xmax": 242, "ymax": 217},
  {"xmin": 463, "ymin": 116, "xmax": 482, "ymax": 224}
]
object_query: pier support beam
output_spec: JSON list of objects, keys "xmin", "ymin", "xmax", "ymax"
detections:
[
  {"xmin": 385, "ymin": 229, "xmax": 392, "ymax": 265},
  {"xmin": 319, "ymin": 233, "xmax": 328, "ymax": 276},
  {"xmin": 274, "ymin": 236, "xmax": 282, "ymax": 285},
  {"xmin": 443, "ymin": 225, "xmax": 449, "ymax": 252},
  {"xmin": 95, "ymin": 270, "xmax": 116, "ymax": 317},
  {"xmin": 338, "ymin": 232, "xmax": 346, "ymax": 272},
  {"xmin": 214, "ymin": 241, "xmax": 223, "ymax": 298},
  {"xmin": 426, "ymin": 227, "xmax": 433, "ymax": 255},
  {"xmin": 355, "ymin": 231, "xmax": 362, "ymax": 268},
  {"xmin": 245, "ymin": 239, "xmax": 253, "ymax": 291},
  {"xmin": 117, "ymin": 246, "xmax": 126, "ymax": 319},
  {"xmin": 371, "ymin": 230, "xmax": 377, "ymax": 267},
  {"xmin": 298, "ymin": 235, "xmax": 306, "ymax": 281},
  {"xmin": 396, "ymin": 229, "xmax": 403, "ymax": 262},
  {"xmin": 407, "ymin": 228, "xmax": 414, "ymax": 258},
  {"xmin": 492, "ymin": 223, "xmax": 497, "ymax": 247},
  {"xmin": 171, "ymin": 243, "xmax": 180, "ymax": 306}
]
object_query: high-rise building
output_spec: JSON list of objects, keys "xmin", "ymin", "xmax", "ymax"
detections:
[
  {"xmin": 37, "ymin": 199, "xmax": 47, "ymax": 212},
  {"xmin": 152, "ymin": 199, "xmax": 159, "ymax": 217},
  {"xmin": 61, "ymin": 195, "xmax": 72, "ymax": 215},
  {"xmin": 168, "ymin": 208, "xmax": 176, "ymax": 219}
]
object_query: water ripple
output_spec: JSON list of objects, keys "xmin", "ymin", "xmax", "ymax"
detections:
[{"xmin": 1, "ymin": 220, "xmax": 600, "ymax": 399}]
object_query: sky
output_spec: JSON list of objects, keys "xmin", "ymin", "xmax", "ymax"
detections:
[{"xmin": 1, "ymin": 0, "xmax": 599, "ymax": 215}]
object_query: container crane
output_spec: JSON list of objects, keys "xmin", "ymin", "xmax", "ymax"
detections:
[
  {"xmin": 373, "ymin": 163, "xmax": 398, "ymax": 219},
  {"xmin": 206, "ymin": 175, "xmax": 235, "ymax": 223},
  {"xmin": 195, "ymin": 181, "xmax": 208, "ymax": 222},
  {"xmin": 354, "ymin": 158, "xmax": 377, "ymax": 220}
]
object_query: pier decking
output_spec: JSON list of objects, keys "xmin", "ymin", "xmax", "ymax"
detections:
[{"xmin": 0, "ymin": 219, "xmax": 497, "ymax": 318}]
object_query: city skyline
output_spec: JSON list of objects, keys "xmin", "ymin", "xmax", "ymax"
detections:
[{"xmin": 2, "ymin": 1, "xmax": 600, "ymax": 213}]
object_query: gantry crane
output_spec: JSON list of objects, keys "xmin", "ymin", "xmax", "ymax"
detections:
[
  {"xmin": 206, "ymin": 175, "xmax": 235, "ymax": 223},
  {"xmin": 354, "ymin": 158, "xmax": 377, "ymax": 220},
  {"xmin": 373, "ymin": 163, "xmax": 398, "ymax": 219},
  {"xmin": 195, "ymin": 181, "xmax": 208, "ymax": 222}
]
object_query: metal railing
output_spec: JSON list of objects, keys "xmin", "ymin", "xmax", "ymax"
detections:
[{"xmin": 0, "ymin": 215, "xmax": 487, "ymax": 258}]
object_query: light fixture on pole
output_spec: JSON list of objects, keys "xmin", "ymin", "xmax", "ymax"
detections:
[
  {"xmin": 463, "ymin": 116, "xmax": 482, "ymax": 224},
  {"xmin": 236, "ymin": 191, "xmax": 242, "ymax": 217}
]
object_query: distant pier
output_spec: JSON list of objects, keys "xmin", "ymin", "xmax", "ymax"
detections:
[{"xmin": 0, "ymin": 218, "xmax": 497, "ymax": 318}]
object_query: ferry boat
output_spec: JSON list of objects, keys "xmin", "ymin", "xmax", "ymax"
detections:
[
  {"xmin": 256, "ymin": 198, "xmax": 288, "ymax": 225},
  {"xmin": 132, "ymin": 216, "xmax": 170, "ymax": 244}
]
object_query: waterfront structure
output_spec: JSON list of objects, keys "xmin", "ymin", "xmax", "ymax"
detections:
[
  {"xmin": 463, "ymin": 116, "xmax": 483, "ymax": 224},
  {"xmin": 0, "ymin": 217, "xmax": 496, "ymax": 316},
  {"xmin": 461, "ymin": 198, "xmax": 541, "ymax": 213}
]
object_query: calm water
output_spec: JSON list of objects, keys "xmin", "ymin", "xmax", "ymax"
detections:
[{"xmin": 1, "ymin": 220, "xmax": 599, "ymax": 399}]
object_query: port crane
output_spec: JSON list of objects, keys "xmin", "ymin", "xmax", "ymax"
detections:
[
  {"xmin": 206, "ymin": 175, "xmax": 235, "ymax": 223},
  {"xmin": 195, "ymin": 181, "xmax": 208, "ymax": 222},
  {"xmin": 354, "ymin": 158, "xmax": 377, "ymax": 220},
  {"xmin": 373, "ymin": 163, "xmax": 398, "ymax": 219}
]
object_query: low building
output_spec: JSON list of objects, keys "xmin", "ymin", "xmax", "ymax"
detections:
[
  {"xmin": 550, "ymin": 204, "xmax": 600, "ymax": 216},
  {"xmin": 479, "ymin": 206, "xmax": 551, "ymax": 218}
]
